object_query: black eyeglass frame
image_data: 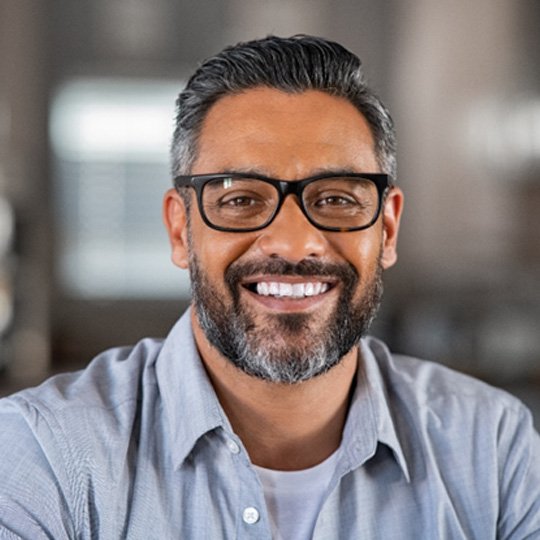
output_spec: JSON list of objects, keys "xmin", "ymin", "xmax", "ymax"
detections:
[{"xmin": 173, "ymin": 172, "xmax": 392, "ymax": 233}]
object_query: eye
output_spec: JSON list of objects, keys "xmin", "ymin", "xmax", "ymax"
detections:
[
  {"xmin": 304, "ymin": 177, "xmax": 377, "ymax": 213},
  {"xmin": 315, "ymin": 194, "xmax": 359, "ymax": 207},
  {"xmin": 218, "ymin": 192, "xmax": 264, "ymax": 208}
]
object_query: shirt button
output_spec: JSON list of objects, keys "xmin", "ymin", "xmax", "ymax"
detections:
[
  {"xmin": 226, "ymin": 439, "xmax": 240, "ymax": 454},
  {"xmin": 242, "ymin": 506, "xmax": 260, "ymax": 525}
]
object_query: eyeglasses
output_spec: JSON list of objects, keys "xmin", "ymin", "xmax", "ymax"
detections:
[{"xmin": 173, "ymin": 172, "xmax": 392, "ymax": 233}]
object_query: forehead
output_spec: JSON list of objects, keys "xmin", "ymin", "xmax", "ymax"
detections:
[{"xmin": 192, "ymin": 87, "xmax": 379, "ymax": 177}]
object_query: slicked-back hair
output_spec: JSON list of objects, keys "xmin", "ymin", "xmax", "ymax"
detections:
[{"xmin": 171, "ymin": 35, "xmax": 397, "ymax": 187}]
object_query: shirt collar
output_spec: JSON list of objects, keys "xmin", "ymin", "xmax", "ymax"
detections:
[
  {"xmin": 340, "ymin": 337, "xmax": 411, "ymax": 482},
  {"xmin": 156, "ymin": 309, "xmax": 410, "ymax": 480},
  {"xmin": 155, "ymin": 308, "xmax": 231, "ymax": 469}
]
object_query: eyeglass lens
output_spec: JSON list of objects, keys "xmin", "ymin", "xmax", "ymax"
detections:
[{"xmin": 201, "ymin": 176, "xmax": 379, "ymax": 231}]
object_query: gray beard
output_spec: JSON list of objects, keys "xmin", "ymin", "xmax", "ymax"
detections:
[{"xmin": 189, "ymin": 253, "xmax": 383, "ymax": 384}]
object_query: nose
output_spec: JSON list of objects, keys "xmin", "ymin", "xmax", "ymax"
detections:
[{"xmin": 254, "ymin": 196, "xmax": 328, "ymax": 262}]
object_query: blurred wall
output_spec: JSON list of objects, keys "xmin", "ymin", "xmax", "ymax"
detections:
[
  {"xmin": 385, "ymin": 1, "xmax": 540, "ymax": 398},
  {"xmin": 0, "ymin": 1, "xmax": 50, "ymax": 384},
  {"xmin": 0, "ymin": 0, "xmax": 539, "ymax": 421}
]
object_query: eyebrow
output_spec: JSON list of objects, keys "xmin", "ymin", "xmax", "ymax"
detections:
[{"xmin": 220, "ymin": 166, "xmax": 372, "ymax": 179}]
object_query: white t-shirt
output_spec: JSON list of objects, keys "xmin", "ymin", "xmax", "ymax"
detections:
[{"xmin": 254, "ymin": 450, "xmax": 339, "ymax": 540}]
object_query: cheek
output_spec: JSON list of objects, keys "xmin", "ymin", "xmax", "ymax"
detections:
[
  {"xmin": 330, "ymin": 227, "xmax": 384, "ymax": 274},
  {"xmin": 191, "ymin": 220, "xmax": 256, "ymax": 282}
]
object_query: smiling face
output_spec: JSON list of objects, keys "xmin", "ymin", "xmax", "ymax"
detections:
[{"xmin": 164, "ymin": 88, "xmax": 403, "ymax": 383}]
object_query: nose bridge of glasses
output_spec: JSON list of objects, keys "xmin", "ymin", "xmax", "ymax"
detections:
[
  {"xmin": 272, "ymin": 179, "xmax": 312, "ymax": 223},
  {"xmin": 271, "ymin": 190, "xmax": 319, "ymax": 233},
  {"xmin": 277, "ymin": 179, "xmax": 303, "ymax": 197}
]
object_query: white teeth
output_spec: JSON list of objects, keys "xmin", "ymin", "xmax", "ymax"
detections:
[
  {"xmin": 269, "ymin": 282, "xmax": 280, "ymax": 295},
  {"xmin": 258, "ymin": 282, "xmax": 269, "ymax": 295},
  {"xmin": 279, "ymin": 283, "xmax": 293, "ymax": 297},
  {"xmin": 255, "ymin": 281, "xmax": 330, "ymax": 298},
  {"xmin": 292, "ymin": 283, "xmax": 304, "ymax": 297}
]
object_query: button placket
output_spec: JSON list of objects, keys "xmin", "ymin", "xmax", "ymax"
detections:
[{"xmin": 225, "ymin": 433, "xmax": 270, "ymax": 536}]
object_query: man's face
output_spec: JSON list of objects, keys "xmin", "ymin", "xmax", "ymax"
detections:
[{"xmin": 165, "ymin": 88, "xmax": 403, "ymax": 383}]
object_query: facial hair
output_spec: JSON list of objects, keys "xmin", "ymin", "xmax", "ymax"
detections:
[{"xmin": 189, "ymin": 253, "xmax": 383, "ymax": 384}]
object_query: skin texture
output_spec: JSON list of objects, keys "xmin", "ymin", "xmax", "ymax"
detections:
[{"xmin": 163, "ymin": 88, "xmax": 404, "ymax": 470}]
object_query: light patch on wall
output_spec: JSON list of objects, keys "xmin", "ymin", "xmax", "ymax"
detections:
[
  {"xmin": 466, "ymin": 97, "xmax": 540, "ymax": 173},
  {"xmin": 50, "ymin": 78, "xmax": 191, "ymax": 299},
  {"xmin": 50, "ymin": 79, "xmax": 176, "ymax": 161}
]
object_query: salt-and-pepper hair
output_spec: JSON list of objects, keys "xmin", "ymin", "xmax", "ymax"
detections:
[{"xmin": 171, "ymin": 35, "xmax": 397, "ymax": 188}]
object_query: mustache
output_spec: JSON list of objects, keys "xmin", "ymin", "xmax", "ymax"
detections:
[{"xmin": 225, "ymin": 258, "xmax": 359, "ymax": 289}]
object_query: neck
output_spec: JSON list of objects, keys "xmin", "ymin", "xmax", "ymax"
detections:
[{"xmin": 191, "ymin": 310, "xmax": 358, "ymax": 471}]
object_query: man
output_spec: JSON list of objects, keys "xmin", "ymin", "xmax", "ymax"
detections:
[{"xmin": 0, "ymin": 35, "xmax": 539, "ymax": 539}]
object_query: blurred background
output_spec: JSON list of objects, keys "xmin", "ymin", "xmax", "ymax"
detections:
[{"xmin": 0, "ymin": 0, "xmax": 539, "ymax": 424}]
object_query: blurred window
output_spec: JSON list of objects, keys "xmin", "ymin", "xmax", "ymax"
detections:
[{"xmin": 50, "ymin": 78, "xmax": 190, "ymax": 298}]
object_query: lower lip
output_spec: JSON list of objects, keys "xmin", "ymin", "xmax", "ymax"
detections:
[{"xmin": 242, "ymin": 286, "xmax": 336, "ymax": 312}]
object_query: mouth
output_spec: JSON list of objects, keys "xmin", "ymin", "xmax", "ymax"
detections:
[{"xmin": 242, "ymin": 278, "xmax": 335, "ymax": 299}]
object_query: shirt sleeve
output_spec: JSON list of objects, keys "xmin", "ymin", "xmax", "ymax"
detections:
[
  {"xmin": 0, "ymin": 400, "xmax": 75, "ymax": 540},
  {"xmin": 497, "ymin": 404, "xmax": 540, "ymax": 539}
]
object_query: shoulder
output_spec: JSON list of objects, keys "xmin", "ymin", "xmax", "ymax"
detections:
[
  {"xmin": 0, "ymin": 337, "xmax": 166, "ymax": 533},
  {"xmin": 4, "ymin": 337, "xmax": 164, "ymax": 414},
  {"xmin": 0, "ymin": 337, "xmax": 165, "ymax": 477},
  {"xmin": 362, "ymin": 335, "xmax": 537, "ymax": 475},
  {"xmin": 364, "ymin": 337, "xmax": 540, "ymax": 534},
  {"xmin": 364, "ymin": 335, "xmax": 527, "ymax": 419}
]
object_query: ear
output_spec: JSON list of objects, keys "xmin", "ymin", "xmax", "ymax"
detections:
[
  {"xmin": 380, "ymin": 187, "xmax": 404, "ymax": 269},
  {"xmin": 163, "ymin": 188, "xmax": 190, "ymax": 269}
]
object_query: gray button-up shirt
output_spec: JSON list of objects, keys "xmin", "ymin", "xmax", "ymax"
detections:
[{"xmin": 0, "ymin": 309, "xmax": 539, "ymax": 539}]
